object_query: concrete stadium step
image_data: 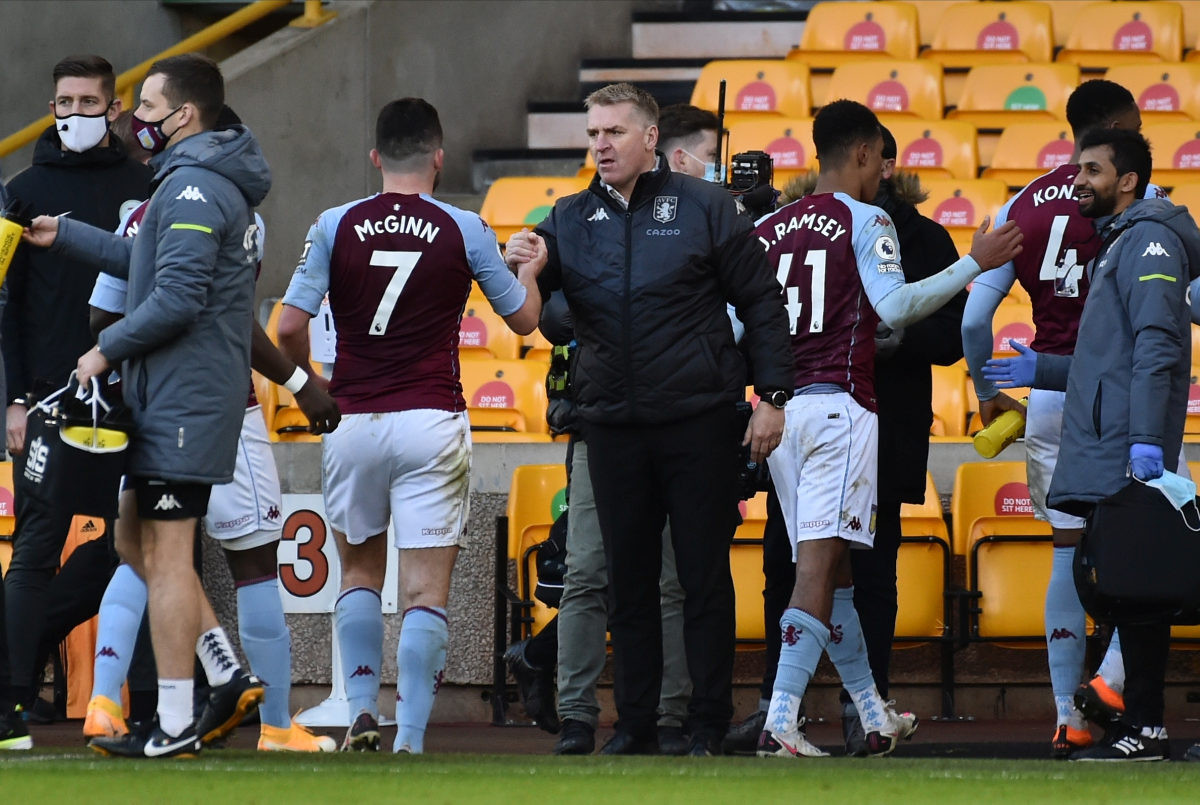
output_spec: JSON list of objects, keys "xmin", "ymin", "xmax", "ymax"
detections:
[
  {"xmin": 631, "ymin": 8, "xmax": 810, "ymax": 59},
  {"xmin": 579, "ymin": 57, "xmax": 709, "ymax": 107},
  {"xmin": 471, "ymin": 148, "xmax": 586, "ymax": 194}
]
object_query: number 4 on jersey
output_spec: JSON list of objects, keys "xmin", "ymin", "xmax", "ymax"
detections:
[
  {"xmin": 1039, "ymin": 215, "xmax": 1083, "ymax": 298},
  {"xmin": 776, "ymin": 250, "xmax": 827, "ymax": 334},
  {"xmin": 368, "ymin": 250, "xmax": 421, "ymax": 335}
]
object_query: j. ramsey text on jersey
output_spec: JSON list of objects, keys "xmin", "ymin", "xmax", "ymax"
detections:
[
  {"xmin": 757, "ymin": 210, "xmax": 848, "ymax": 250},
  {"xmin": 353, "ymin": 213, "xmax": 440, "ymax": 244}
]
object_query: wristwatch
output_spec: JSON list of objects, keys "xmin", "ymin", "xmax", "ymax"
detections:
[{"xmin": 761, "ymin": 390, "xmax": 789, "ymax": 409}]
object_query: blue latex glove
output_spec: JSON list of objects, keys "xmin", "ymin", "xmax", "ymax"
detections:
[
  {"xmin": 981, "ymin": 341, "xmax": 1039, "ymax": 388},
  {"xmin": 1129, "ymin": 442, "xmax": 1164, "ymax": 480}
]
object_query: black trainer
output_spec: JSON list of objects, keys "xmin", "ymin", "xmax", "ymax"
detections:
[
  {"xmin": 1184, "ymin": 743, "xmax": 1200, "ymax": 762},
  {"xmin": 553, "ymin": 719, "xmax": 595, "ymax": 755},
  {"xmin": 0, "ymin": 705, "xmax": 32, "ymax": 751},
  {"xmin": 503, "ymin": 639, "xmax": 560, "ymax": 734},
  {"xmin": 599, "ymin": 729, "xmax": 658, "ymax": 755},
  {"xmin": 195, "ymin": 670, "xmax": 265, "ymax": 745},
  {"xmin": 1070, "ymin": 724, "xmax": 1169, "ymax": 762},
  {"xmin": 90, "ymin": 716, "xmax": 200, "ymax": 759},
  {"xmin": 657, "ymin": 724, "xmax": 690, "ymax": 755},
  {"xmin": 342, "ymin": 710, "xmax": 381, "ymax": 752},
  {"xmin": 842, "ymin": 702, "xmax": 868, "ymax": 757},
  {"xmin": 721, "ymin": 710, "xmax": 766, "ymax": 755}
]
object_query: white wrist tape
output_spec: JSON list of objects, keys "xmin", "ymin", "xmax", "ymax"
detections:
[{"xmin": 283, "ymin": 366, "xmax": 308, "ymax": 394}]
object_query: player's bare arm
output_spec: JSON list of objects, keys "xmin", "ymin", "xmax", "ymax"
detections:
[
  {"xmin": 276, "ymin": 304, "xmax": 317, "ymax": 385},
  {"xmin": 969, "ymin": 217, "xmax": 1024, "ymax": 271},
  {"xmin": 250, "ymin": 320, "xmax": 340, "ymax": 434},
  {"xmin": 978, "ymin": 391, "xmax": 1025, "ymax": 427},
  {"xmin": 502, "ymin": 232, "xmax": 547, "ymax": 335}
]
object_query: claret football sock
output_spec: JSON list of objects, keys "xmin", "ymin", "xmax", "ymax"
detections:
[
  {"xmin": 765, "ymin": 608, "xmax": 829, "ymax": 735},
  {"xmin": 826, "ymin": 587, "xmax": 887, "ymax": 733},
  {"xmin": 335, "ymin": 587, "xmax": 384, "ymax": 719},
  {"xmin": 1046, "ymin": 547, "xmax": 1087, "ymax": 728},
  {"xmin": 237, "ymin": 576, "xmax": 292, "ymax": 729},
  {"xmin": 393, "ymin": 606, "xmax": 449, "ymax": 753},
  {"xmin": 92, "ymin": 564, "xmax": 147, "ymax": 703}
]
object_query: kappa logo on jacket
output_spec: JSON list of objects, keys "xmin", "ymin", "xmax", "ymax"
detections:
[
  {"xmin": 175, "ymin": 185, "xmax": 208, "ymax": 203},
  {"xmin": 587, "ymin": 207, "xmax": 609, "ymax": 222},
  {"xmin": 1141, "ymin": 241, "xmax": 1170, "ymax": 257}
]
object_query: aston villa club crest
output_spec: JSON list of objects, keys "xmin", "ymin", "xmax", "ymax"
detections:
[{"xmin": 653, "ymin": 195, "xmax": 678, "ymax": 223}]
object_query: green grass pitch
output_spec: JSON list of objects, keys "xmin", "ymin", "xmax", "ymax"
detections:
[{"xmin": 2, "ymin": 752, "xmax": 1200, "ymax": 803}]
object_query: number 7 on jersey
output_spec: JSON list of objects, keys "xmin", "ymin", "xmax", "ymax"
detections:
[{"xmin": 368, "ymin": 250, "xmax": 421, "ymax": 335}]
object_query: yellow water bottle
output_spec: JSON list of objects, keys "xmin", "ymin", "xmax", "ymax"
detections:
[
  {"xmin": 0, "ymin": 200, "xmax": 31, "ymax": 287},
  {"xmin": 973, "ymin": 398, "xmax": 1029, "ymax": 458}
]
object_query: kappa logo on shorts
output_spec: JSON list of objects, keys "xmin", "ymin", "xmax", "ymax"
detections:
[
  {"xmin": 175, "ymin": 185, "xmax": 208, "ymax": 203},
  {"xmin": 266, "ymin": 506, "xmax": 281, "ymax": 521},
  {"xmin": 847, "ymin": 516, "xmax": 862, "ymax": 532},
  {"xmin": 153, "ymin": 494, "xmax": 183, "ymax": 512}
]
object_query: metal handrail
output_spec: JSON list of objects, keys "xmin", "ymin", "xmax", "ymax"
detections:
[{"xmin": 0, "ymin": 0, "xmax": 336, "ymax": 159}]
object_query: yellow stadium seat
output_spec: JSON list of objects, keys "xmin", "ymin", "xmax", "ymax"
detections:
[
  {"xmin": 887, "ymin": 120, "xmax": 979, "ymax": 181},
  {"xmin": 930, "ymin": 363, "xmax": 969, "ymax": 437},
  {"xmin": 0, "ymin": 461, "xmax": 15, "ymax": 537},
  {"xmin": 908, "ymin": 0, "xmax": 963, "ymax": 47},
  {"xmin": 479, "ymin": 176, "xmax": 589, "ymax": 247},
  {"xmin": 730, "ymin": 491, "xmax": 771, "ymax": 645},
  {"xmin": 521, "ymin": 329, "xmax": 555, "ymax": 362},
  {"xmin": 506, "ymin": 464, "xmax": 568, "ymax": 636},
  {"xmin": 951, "ymin": 461, "xmax": 1044, "ymax": 555},
  {"xmin": 460, "ymin": 359, "xmax": 551, "ymax": 441},
  {"xmin": 1057, "ymin": 1, "xmax": 1183, "ymax": 68},
  {"xmin": 1172, "ymin": 182, "xmax": 1200, "ymax": 214},
  {"xmin": 982, "ymin": 121, "xmax": 1075, "ymax": 188},
  {"xmin": 1105, "ymin": 63, "xmax": 1200, "ymax": 122},
  {"xmin": 0, "ymin": 540, "xmax": 9, "ymax": 577},
  {"xmin": 1043, "ymin": 0, "xmax": 1099, "ymax": 49},
  {"xmin": 690, "ymin": 59, "xmax": 812, "ymax": 119},
  {"xmin": 918, "ymin": 177, "xmax": 1011, "ymax": 256},
  {"xmin": 966, "ymin": 515, "xmax": 1055, "ymax": 644},
  {"xmin": 786, "ymin": 1, "xmax": 920, "ymax": 69},
  {"xmin": 725, "ymin": 117, "xmax": 816, "ymax": 187},
  {"xmin": 923, "ymin": 1, "xmax": 1055, "ymax": 68},
  {"xmin": 823, "ymin": 60, "xmax": 945, "ymax": 121},
  {"xmin": 1143, "ymin": 122, "xmax": 1200, "ymax": 189},
  {"xmin": 895, "ymin": 535, "xmax": 952, "ymax": 641},
  {"xmin": 989, "ymin": 301, "xmax": 1035, "ymax": 357},
  {"xmin": 459, "ymin": 302, "xmax": 521, "ymax": 361},
  {"xmin": 948, "ymin": 63, "xmax": 1079, "ymax": 130}
]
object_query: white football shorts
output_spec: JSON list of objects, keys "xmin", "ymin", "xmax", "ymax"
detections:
[
  {"xmin": 767, "ymin": 390, "xmax": 878, "ymax": 556},
  {"xmin": 204, "ymin": 406, "xmax": 284, "ymax": 550},
  {"xmin": 1025, "ymin": 389, "xmax": 1086, "ymax": 530},
  {"xmin": 322, "ymin": 409, "xmax": 471, "ymax": 549}
]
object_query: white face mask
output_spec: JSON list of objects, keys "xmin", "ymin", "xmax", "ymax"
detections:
[
  {"xmin": 1135, "ymin": 469, "xmax": 1200, "ymax": 532},
  {"xmin": 55, "ymin": 111, "xmax": 109, "ymax": 153}
]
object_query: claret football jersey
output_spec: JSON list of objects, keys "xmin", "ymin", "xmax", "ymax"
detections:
[
  {"xmin": 984, "ymin": 164, "xmax": 1167, "ymax": 355},
  {"xmin": 283, "ymin": 192, "xmax": 527, "ymax": 414},
  {"xmin": 753, "ymin": 192, "xmax": 906, "ymax": 412}
]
